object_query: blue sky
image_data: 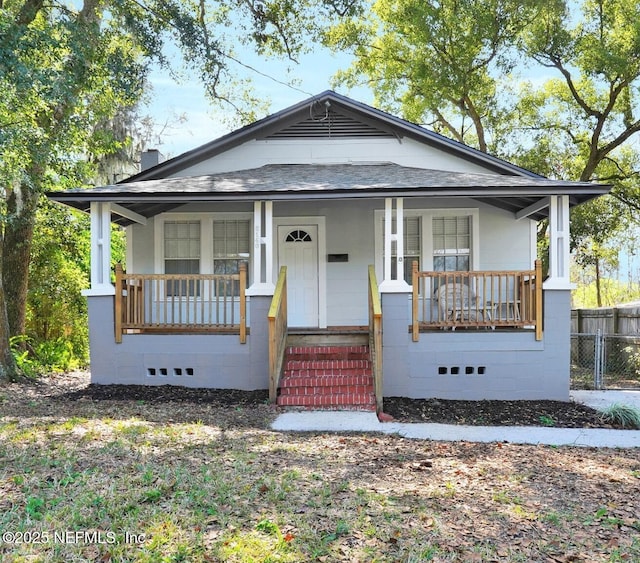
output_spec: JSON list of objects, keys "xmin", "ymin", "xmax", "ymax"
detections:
[{"xmin": 144, "ymin": 46, "xmax": 370, "ymax": 158}]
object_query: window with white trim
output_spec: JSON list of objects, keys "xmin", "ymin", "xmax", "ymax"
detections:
[
  {"xmin": 375, "ymin": 209, "xmax": 478, "ymax": 283},
  {"xmin": 432, "ymin": 216, "xmax": 471, "ymax": 272},
  {"xmin": 164, "ymin": 220, "xmax": 200, "ymax": 296},
  {"xmin": 213, "ymin": 219, "xmax": 250, "ymax": 296}
]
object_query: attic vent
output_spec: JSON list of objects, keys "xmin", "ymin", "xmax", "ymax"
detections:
[{"xmin": 263, "ymin": 111, "xmax": 397, "ymax": 140}]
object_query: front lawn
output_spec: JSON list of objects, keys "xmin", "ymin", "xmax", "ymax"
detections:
[{"xmin": 1, "ymin": 374, "xmax": 639, "ymax": 562}]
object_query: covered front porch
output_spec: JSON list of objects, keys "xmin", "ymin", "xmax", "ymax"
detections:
[
  {"xmin": 50, "ymin": 168, "xmax": 585, "ymax": 403},
  {"xmin": 89, "ymin": 192, "xmax": 567, "ymax": 337}
]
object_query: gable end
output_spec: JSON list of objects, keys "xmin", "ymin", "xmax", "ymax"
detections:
[{"xmin": 260, "ymin": 108, "xmax": 397, "ymax": 140}]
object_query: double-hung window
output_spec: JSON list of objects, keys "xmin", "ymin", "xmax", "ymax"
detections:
[
  {"xmin": 164, "ymin": 220, "xmax": 201, "ymax": 296},
  {"xmin": 432, "ymin": 216, "xmax": 471, "ymax": 272},
  {"xmin": 158, "ymin": 214, "xmax": 251, "ymax": 301},
  {"xmin": 213, "ymin": 219, "xmax": 250, "ymax": 296}
]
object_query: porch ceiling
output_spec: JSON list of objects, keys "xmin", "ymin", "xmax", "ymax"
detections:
[{"xmin": 47, "ymin": 163, "xmax": 610, "ymax": 226}]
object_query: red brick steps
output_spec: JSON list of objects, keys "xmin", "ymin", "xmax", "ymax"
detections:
[{"xmin": 277, "ymin": 344, "xmax": 375, "ymax": 411}]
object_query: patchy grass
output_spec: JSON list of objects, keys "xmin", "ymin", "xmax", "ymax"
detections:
[{"xmin": 0, "ymin": 373, "xmax": 639, "ymax": 561}]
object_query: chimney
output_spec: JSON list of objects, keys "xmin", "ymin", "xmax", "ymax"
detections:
[{"xmin": 140, "ymin": 149, "xmax": 164, "ymax": 172}]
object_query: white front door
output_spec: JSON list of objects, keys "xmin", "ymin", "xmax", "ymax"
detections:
[{"xmin": 278, "ymin": 225, "xmax": 319, "ymax": 327}]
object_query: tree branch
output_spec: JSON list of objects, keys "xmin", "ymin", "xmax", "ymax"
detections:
[
  {"xmin": 432, "ymin": 108, "xmax": 464, "ymax": 143},
  {"xmin": 241, "ymin": 0, "xmax": 297, "ymax": 63},
  {"xmin": 611, "ymin": 191, "xmax": 640, "ymax": 213},
  {"xmin": 599, "ymin": 119, "xmax": 640, "ymax": 159},
  {"xmin": 461, "ymin": 94, "xmax": 487, "ymax": 152},
  {"xmin": 16, "ymin": 0, "xmax": 44, "ymax": 26},
  {"xmin": 550, "ymin": 56, "xmax": 601, "ymax": 119}
]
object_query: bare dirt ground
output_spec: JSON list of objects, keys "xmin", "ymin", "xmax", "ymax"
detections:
[{"xmin": 1, "ymin": 372, "xmax": 640, "ymax": 561}]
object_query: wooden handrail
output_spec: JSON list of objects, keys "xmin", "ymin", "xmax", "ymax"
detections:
[
  {"xmin": 535, "ymin": 259, "xmax": 543, "ymax": 341},
  {"xmin": 113, "ymin": 264, "xmax": 247, "ymax": 343},
  {"xmin": 412, "ymin": 260, "xmax": 544, "ymax": 341},
  {"xmin": 368, "ymin": 265, "xmax": 383, "ymax": 415},
  {"xmin": 268, "ymin": 266, "xmax": 288, "ymax": 404}
]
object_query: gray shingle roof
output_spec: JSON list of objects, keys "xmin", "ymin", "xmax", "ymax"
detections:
[
  {"xmin": 48, "ymin": 163, "xmax": 609, "ymax": 226},
  {"xmin": 53, "ymin": 163, "xmax": 602, "ymax": 196}
]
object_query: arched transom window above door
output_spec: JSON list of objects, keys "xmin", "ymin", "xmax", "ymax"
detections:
[{"xmin": 285, "ymin": 229, "xmax": 312, "ymax": 242}]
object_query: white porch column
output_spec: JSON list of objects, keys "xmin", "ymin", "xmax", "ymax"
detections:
[
  {"xmin": 247, "ymin": 200, "xmax": 276, "ymax": 296},
  {"xmin": 379, "ymin": 197, "xmax": 411, "ymax": 293},
  {"xmin": 82, "ymin": 201, "xmax": 115, "ymax": 296},
  {"xmin": 544, "ymin": 195, "xmax": 573, "ymax": 289},
  {"xmin": 264, "ymin": 201, "xmax": 273, "ymax": 284}
]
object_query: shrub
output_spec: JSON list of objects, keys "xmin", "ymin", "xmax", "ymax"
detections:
[
  {"xmin": 599, "ymin": 403, "xmax": 640, "ymax": 429},
  {"xmin": 9, "ymin": 336, "xmax": 40, "ymax": 378}
]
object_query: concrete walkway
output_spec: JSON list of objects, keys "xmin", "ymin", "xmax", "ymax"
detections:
[
  {"xmin": 570, "ymin": 389, "xmax": 640, "ymax": 411},
  {"xmin": 271, "ymin": 390, "xmax": 640, "ymax": 448}
]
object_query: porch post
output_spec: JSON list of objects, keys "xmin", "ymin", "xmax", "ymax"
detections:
[
  {"xmin": 379, "ymin": 197, "xmax": 411, "ymax": 293},
  {"xmin": 82, "ymin": 202, "xmax": 114, "ymax": 296},
  {"xmin": 544, "ymin": 195, "xmax": 572, "ymax": 290},
  {"xmin": 247, "ymin": 200, "xmax": 276, "ymax": 296},
  {"xmin": 252, "ymin": 200, "xmax": 262, "ymax": 284},
  {"xmin": 264, "ymin": 201, "xmax": 273, "ymax": 284},
  {"xmin": 383, "ymin": 198, "xmax": 392, "ymax": 283}
]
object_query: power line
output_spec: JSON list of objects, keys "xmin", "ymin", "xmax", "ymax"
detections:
[{"xmin": 221, "ymin": 51, "xmax": 314, "ymax": 98}]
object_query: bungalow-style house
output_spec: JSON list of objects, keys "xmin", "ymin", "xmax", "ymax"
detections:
[{"xmin": 48, "ymin": 91, "xmax": 610, "ymax": 412}]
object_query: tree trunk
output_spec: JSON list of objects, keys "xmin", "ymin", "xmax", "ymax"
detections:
[
  {"xmin": 3, "ymin": 179, "xmax": 39, "ymax": 337},
  {"xmin": 0, "ymin": 229, "xmax": 18, "ymax": 382}
]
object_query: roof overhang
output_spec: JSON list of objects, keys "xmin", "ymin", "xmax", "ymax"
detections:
[{"xmin": 47, "ymin": 164, "xmax": 611, "ymax": 227}]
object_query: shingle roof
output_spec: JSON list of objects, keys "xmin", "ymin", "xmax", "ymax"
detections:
[
  {"xmin": 55, "ymin": 163, "xmax": 599, "ymax": 195},
  {"xmin": 48, "ymin": 163, "xmax": 609, "ymax": 226}
]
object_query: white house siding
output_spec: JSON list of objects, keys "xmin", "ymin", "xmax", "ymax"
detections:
[
  {"xmin": 477, "ymin": 204, "xmax": 535, "ymax": 271},
  {"xmin": 127, "ymin": 217, "xmax": 155, "ymax": 273},
  {"xmin": 169, "ymin": 138, "xmax": 495, "ymax": 177}
]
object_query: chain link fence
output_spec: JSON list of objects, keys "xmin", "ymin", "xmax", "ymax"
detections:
[{"xmin": 571, "ymin": 332, "xmax": 640, "ymax": 389}]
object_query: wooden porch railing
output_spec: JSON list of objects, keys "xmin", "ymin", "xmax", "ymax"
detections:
[
  {"xmin": 114, "ymin": 263, "xmax": 247, "ymax": 343},
  {"xmin": 412, "ymin": 260, "xmax": 543, "ymax": 341},
  {"xmin": 368, "ymin": 265, "xmax": 383, "ymax": 415},
  {"xmin": 268, "ymin": 266, "xmax": 288, "ymax": 404}
]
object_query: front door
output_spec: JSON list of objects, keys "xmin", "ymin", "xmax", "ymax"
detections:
[{"xmin": 277, "ymin": 225, "xmax": 319, "ymax": 327}]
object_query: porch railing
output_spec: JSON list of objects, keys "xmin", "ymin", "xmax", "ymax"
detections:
[
  {"xmin": 412, "ymin": 260, "xmax": 543, "ymax": 341},
  {"xmin": 368, "ymin": 265, "xmax": 383, "ymax": 415},
  {"xmin": 114, "ymin": 263, "xmax": 247, "ymax": 343},
  {"xmin": 268, "ymin": 266, "xmax": 288, "ymax": 404}
]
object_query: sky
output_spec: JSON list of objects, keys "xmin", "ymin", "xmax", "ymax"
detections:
[{"xmin": 143, "ymin": 46, "xmax": 370, "ymax": 158}]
